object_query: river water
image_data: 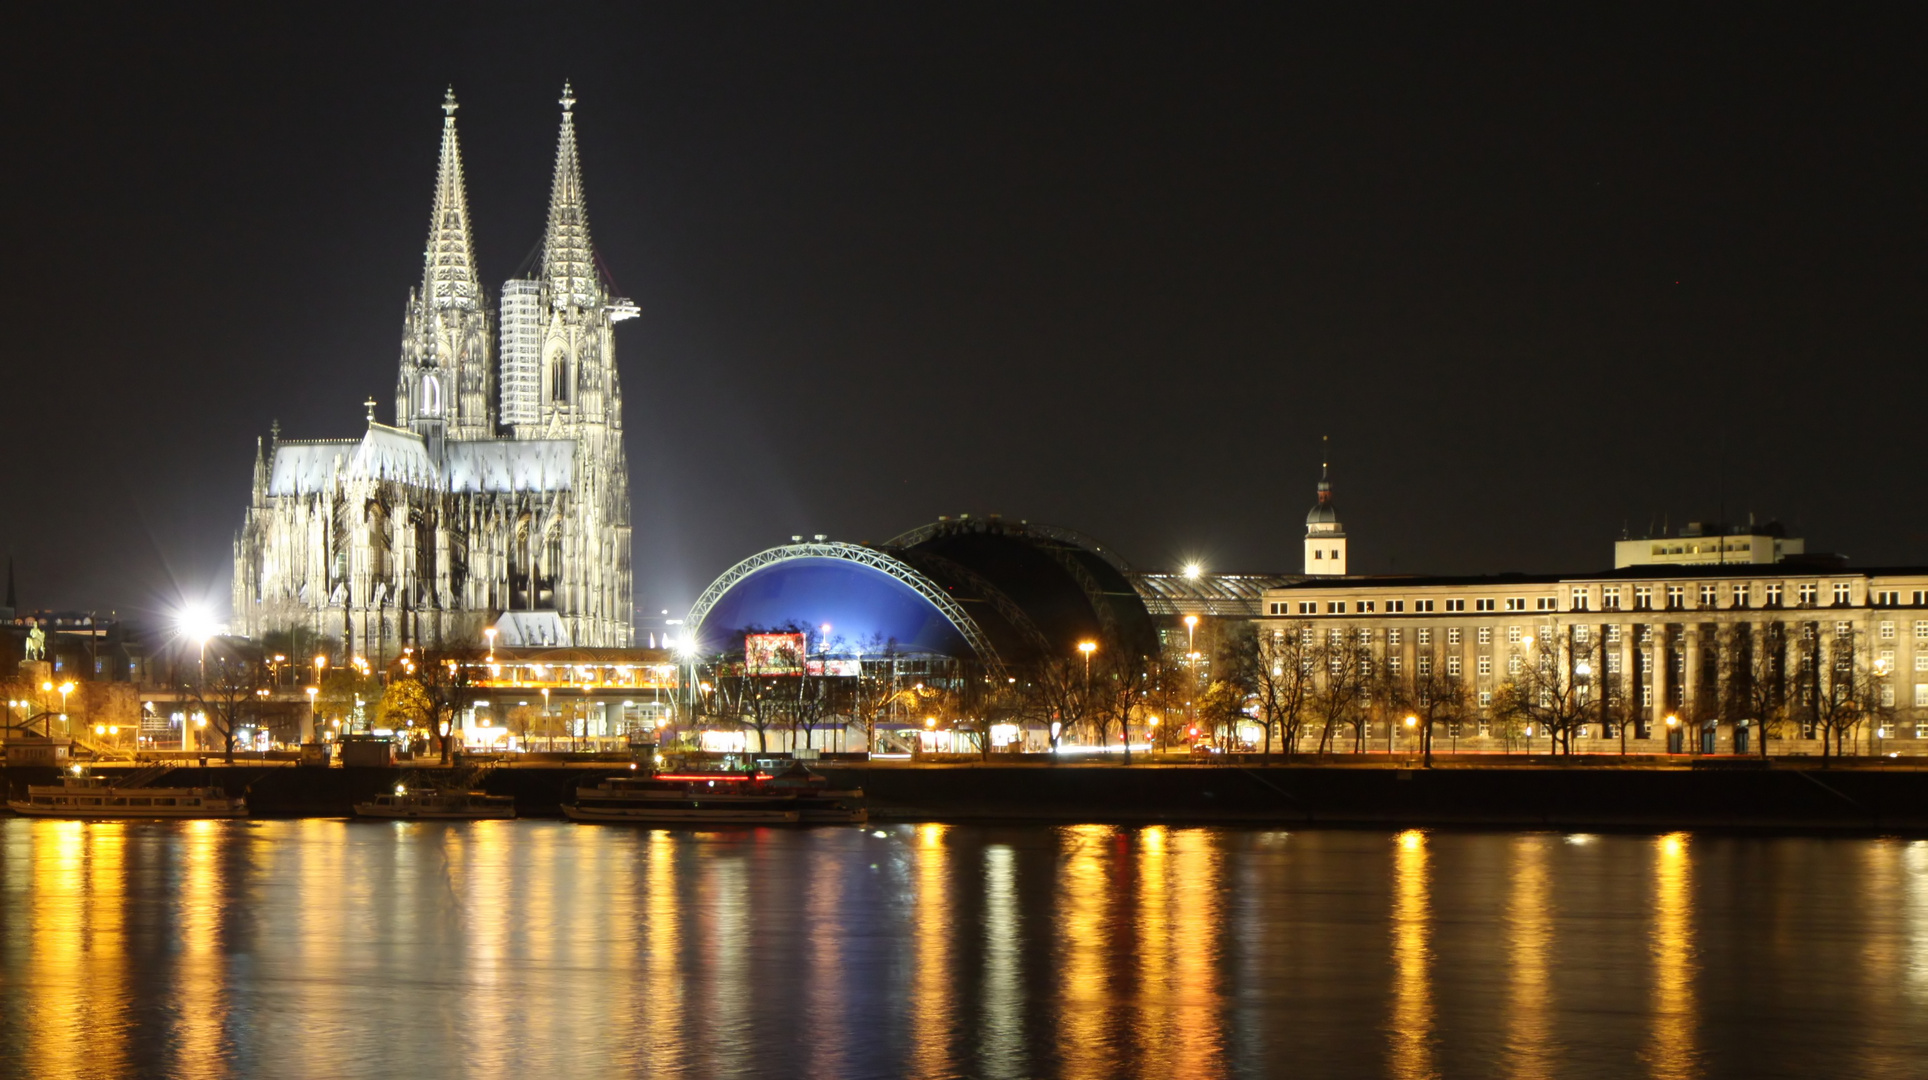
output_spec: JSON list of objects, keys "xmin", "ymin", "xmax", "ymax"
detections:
[{"xmin": 2, "ymin": 819, "xmax": 1925, "ymax": 1079}]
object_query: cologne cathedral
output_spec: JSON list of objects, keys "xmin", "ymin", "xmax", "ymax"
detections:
[{"xmin": 232, "ymin": 85, "xmax": 634, "ymax": 652}]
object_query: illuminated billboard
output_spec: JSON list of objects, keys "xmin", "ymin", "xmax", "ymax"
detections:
[{"xmin": 745, "ymin": 633, "xmax": 807, "ymax": 675}]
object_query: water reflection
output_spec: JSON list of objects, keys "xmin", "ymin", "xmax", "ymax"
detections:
[
  {"xmin": 1057, "ymin": 824, "xmax": 1116, "ymax": 1080},
  {"xmin": 1505, "ymin": 834, "xmax": 1554, "ymax": 1077},
  {"xmin": 1647, "ymin": 832, "xmax": 1696, "ymax": 1080},
  {"xmin": 1388, "ymin": 829, "xmax": 1433, "ymax": 1080},
  {"xmin": 980, "ymin": 843, "xmax": 1026, "ymax": 1080},
  {"xmin": 3, "ymin": 820, "xmax": 1927, "ymax": 1079},
  {"xmin": 909, "ymin": 823, "xmax": 951, "ymax": 1079}
]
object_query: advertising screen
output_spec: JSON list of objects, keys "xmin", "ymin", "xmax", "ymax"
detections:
[{"xmin": 745, "ymin": 632, "xmax": 807, "ymax": 675}]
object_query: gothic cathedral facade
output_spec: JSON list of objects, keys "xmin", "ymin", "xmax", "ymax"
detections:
[{"xmin": 232, "ymin": 86, "xmax": 634, "ymax": 653}]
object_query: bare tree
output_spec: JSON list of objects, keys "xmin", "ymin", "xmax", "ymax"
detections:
[
  {"xmin": 183, "ymin": 638, "xmax": 272, "ymax": 764},
  {"xmin": 1491, "ymin": 628, "xmax": 1595, "ymax": 755},
  {"xmin": 1724, "ymin": 621, "xmax": 1792, "ymax": 759},
  {"xmin": 1805, "ymin": 624, "xmax": 1890, "ymax": 762},
  {"xmin": 1309, "ymin": 628, "xmax": 1367, "ymax": 754}
]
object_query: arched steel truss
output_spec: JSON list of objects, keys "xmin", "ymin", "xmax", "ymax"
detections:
[
  {"xmin": 684, "ymin": 541, "xmax": 1005, "ymax": 675},
  {"xmin": 884, "ymin": 518, "xmax": 1136, "ymax": 576}
]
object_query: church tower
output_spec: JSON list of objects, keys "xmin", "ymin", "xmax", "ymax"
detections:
[
  {"xmin": 397, "ymin": 89, "xmax": 493, "ymax": 459},
  {"xmin": 498, "ymin": 83, "xmax": 635, "ymax": 645},
  {"xmin": 1303, "ymin": 442, "xmax": 1347, "ymax": 575}
]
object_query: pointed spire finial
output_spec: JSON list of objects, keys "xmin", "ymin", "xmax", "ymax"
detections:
[
  {"xmin": 1317, "ymin": 435, "xmax": 1332, "ymax": 503},
  {"xmin": 420, "ymin": 88, "xmax": 480, "ymax": 310},
  {"xmin": 541, "ymin": 82, "xmax": 598, "ymax": 308}
]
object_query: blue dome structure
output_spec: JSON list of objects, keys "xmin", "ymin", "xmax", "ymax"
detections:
[
  {"xmin": 694, "ymin": 555, "xmax": 971, "ymax": 658},
  {"xmin": 686, "ymin": 522, "xmax": 1163, "ymax": 671}
]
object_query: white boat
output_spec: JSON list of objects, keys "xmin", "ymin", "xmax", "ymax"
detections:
[
  {"xmin": 354, "ymin": 787, "xmax": 516, "ymax": 820},
  {"xmin": 7, "ymin": 774, "xmax": 246, "ymax": 819}
]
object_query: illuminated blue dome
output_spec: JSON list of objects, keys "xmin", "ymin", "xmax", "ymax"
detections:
[{"xmin": 695, "ymin": 555, "xmax": 970, "ymax": 657}]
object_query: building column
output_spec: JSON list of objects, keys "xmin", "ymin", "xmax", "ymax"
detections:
[
  {"xmin": 1650, "ymin": 624, "xmax": 1670, "ymax": 734},
  {"xmin": 1684, "ymin": 625, "xmax": 1705, "ymax": 751}
]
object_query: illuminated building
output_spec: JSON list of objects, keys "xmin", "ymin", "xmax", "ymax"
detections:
[
  {"xmin": 231, "ymin": 86, "xmax": 634, "ymax": 655},
  {"xmin": 1259, "ymin": 566, "xmax": 1928, "ymax": 754}
]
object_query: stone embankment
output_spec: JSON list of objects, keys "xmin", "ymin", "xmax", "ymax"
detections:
[{"xmin": 5, "ymin": 757, "xmax": 1927, "ymax": 830}]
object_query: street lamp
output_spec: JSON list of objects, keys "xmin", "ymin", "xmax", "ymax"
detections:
[
  {"xmin": 1183, "ymin": 614, "xmax": 1199, "ymax": 656},
  {"xmin": 541, "ymin": 687, "xmax": 551, "ymax": 752},
  {"xmin": 484, "ymin": 627, "xmax": 497, "ymax": 660}
]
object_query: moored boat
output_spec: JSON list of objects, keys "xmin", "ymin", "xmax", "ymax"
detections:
[
  {"xmin": 354, "ymin": 786, "xmax": 516, "ymax": 820},
  {"xmin": 563, "ymin": 762, "xmax": 866, "ymax": 824},
  {"xmin": 7, "ymin": 774, "xmax": 247, "ymax": 819}
]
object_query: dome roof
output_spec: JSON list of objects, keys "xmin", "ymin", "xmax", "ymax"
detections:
[{"xmin": 1306, "ymin": 501, "xmax": 1339, "ymax": 526}]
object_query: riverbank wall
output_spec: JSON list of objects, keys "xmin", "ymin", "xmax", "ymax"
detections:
[{"xmin": 6, "ymin": 759, "xmax": 1928, "ymax": 831}]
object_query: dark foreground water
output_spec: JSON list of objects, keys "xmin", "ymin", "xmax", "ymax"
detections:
[{"xmin": 2, "ymin": 820, "xmax": 1926, "ymax": 1079}]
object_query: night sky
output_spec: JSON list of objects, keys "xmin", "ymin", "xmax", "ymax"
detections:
[{"xmin": 3, "ymin": 5, "xmax": 1921, "ymax": 626}]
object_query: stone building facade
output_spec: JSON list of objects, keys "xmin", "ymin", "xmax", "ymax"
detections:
[
  {"xmin": 232, "ymin": 86, "xmax": 634, "ymax": 656},
  {"xmin": 1259, "ymin": 566, "xmax": 1928, "ymax": 755}
]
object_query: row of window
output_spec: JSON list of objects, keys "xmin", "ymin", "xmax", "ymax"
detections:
[
  {"xmin": 1274, "ymin": 621, "xmax": 1928, "ymax": 647},
  {"xmin": 1270, "ymin": 585, "xmax": 1928, "ymax": 617}
]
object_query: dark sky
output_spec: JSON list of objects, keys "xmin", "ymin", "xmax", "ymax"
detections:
[{"xmin": 3, "ymin": 4, "xmax": 1922, "ymax": 626}]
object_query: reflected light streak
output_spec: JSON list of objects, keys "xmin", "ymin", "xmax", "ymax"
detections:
[
  {"xmin": 980, "ymin": 844, "xmax": 1027, "ymax": 1080},
  {"xmin": 1908, "ymin": 841, "xmax": 1928, "ymax": 1003},
  {"xmin": 1389, "ymin": 829, "xmax": 1433, "ymax": 1080},
  {"xmin": 1135, "ymin": 826, "xmax": 1175, "ymax": 1071},
  {"xmin": 909, "ymin": 823, "xmax": 953, "ymax": 1080},
  {"xmin": 1057, "ymin": 825, "xmax": 1116, "ymax": 1080},
  {"xmin": 29, "ymin": 822, "xmax": 132, "ymax": 1079},
  {"xmin": 640, "ymin": 831, "xmax": 688, "ymax": 1070},
  {"xmin": 804, "ymin": 834, "xmax": 848, "ymax": 1080},
  {"xmin": 1647, "ymin": 832, "xmax": 1696, "ymax": 1080},
  {"xmin": 1171, "ymin": 828, "xmax": 1226, "ymax": 1076},
  {"xmin": 1505, "ymin": 835, "xmax": 1555, "ymax": 1077}
]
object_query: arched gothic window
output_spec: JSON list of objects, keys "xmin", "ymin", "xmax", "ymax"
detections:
[
  {"xmin": 550, "ymin": 354, "xmax": 569, "ymax": 403},
  {"xmin": 420, "ymin": 373, "xmax": 443, "ymax": 417}
]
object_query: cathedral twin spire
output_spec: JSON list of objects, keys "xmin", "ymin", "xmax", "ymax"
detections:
[
  {"xmin": 540, "ymin": 82, "xmax": 601, "ymax": 310},
  {"xmin": 422, "ymin": 88, "xmax": 481, "ymax": 311},
  {"xmin": 417, "ymin": 82, "xmax": 602, "ymax": 318}
]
